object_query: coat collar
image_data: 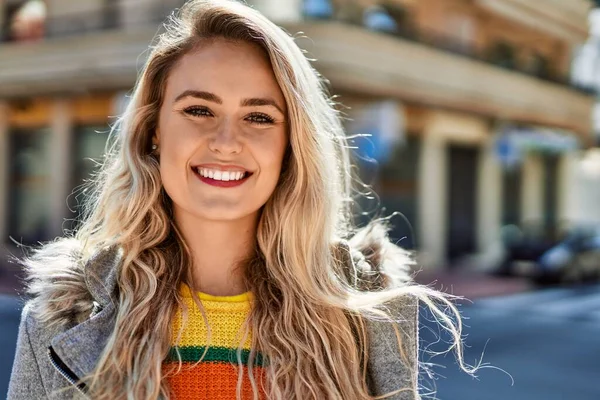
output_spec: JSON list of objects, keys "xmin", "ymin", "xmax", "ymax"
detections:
[
  {"xmin": 49, "ymin": 246, "xmax": 122, "ymax": 390},
  {"xmin": 83, "ymin": 245, "xmax": 122, "ymax": 307}
]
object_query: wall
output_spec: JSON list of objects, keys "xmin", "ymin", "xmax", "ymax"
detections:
[{"xmin": 560, "ymin": 150, "xmax": 600, "ymax": 226}]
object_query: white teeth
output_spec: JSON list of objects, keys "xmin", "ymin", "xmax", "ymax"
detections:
[{"xmin": 196, "ymin": 168, "xmax": 247, "ymax": 181}]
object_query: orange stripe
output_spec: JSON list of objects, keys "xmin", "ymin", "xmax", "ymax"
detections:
[{"xmin": 163, "ymin": 362, "xmax": 267, "ymax": 400}]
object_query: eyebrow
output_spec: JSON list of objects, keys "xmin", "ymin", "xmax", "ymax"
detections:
[{"xmin": 174, "ymin": 90, "xmax": 285, "ymax": 115}]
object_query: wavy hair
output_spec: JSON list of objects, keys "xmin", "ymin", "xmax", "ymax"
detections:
[{"xmin": 27, "ymin": 0, "xmax": 478, "ymax": 398}]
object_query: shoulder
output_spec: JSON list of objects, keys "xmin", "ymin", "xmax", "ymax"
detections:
[
  {"xmin": 366, "ymin": 294, "xmax": 419, "ymax": 348},
  {"xmin": 365, "ymin": 294, "xmax": 419, "ymax": 399},
  {"xmin": 17, "ymin": 300, "xmax": 66, "ymax": 344}
]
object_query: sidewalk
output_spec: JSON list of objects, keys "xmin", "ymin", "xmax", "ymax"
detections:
[{"xmin": 413, "ymin": 269, "xmax": 535, "ymax": 300}]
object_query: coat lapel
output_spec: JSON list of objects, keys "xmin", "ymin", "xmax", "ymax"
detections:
[
  {"xmin": 48, "ymin": 246, "xmax": 121, "ymax": 386},
  {"xmin": 49, "ymin": 302, "xmax": 117, "ymax": 380}
]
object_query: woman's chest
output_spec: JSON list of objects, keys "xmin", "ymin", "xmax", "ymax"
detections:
[{"xmin": 162, "ymin": 296, "xmax": 266, "ymax": 399}]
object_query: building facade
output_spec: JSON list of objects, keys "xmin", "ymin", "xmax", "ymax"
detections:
[{"xmin": 0, "ymin": 0, "xmax": 595, "ymax": 269}]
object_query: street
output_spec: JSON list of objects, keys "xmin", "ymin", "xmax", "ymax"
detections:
[
  {"xmin": 1, "ymin": 285, "xmax": 599, "ymax": 399},
  {"xmin": 423, "ymin": 284, "xmax": 600, "ymax": 400},
  {"xmin": 0, "ymin": 294, "xmax": 23, "ymax": 399}
]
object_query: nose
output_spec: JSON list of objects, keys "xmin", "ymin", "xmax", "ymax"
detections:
[{"xmin": 208, "ymin": 120, "xmax": 242, "ymax": 155}]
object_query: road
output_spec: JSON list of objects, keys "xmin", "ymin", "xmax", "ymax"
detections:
[
  {"xmin": 422, "ymin": 284, "xmax": 600, "ymax": 400},
  {"xmin": 0, "ymin": 294, "xmax": 23, "ymax": 399},
  {"xmin": 0, "ymin": 285, "xmax": 599, "ymax": 399}
]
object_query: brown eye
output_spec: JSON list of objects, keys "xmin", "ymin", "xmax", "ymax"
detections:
[
  {"xmin": 247, "ymin": 113, "xmax": 275, "ymax": 125},
  {"xmin": 183, "ymin": 106, "xmax": 212, "ymax": 118}
]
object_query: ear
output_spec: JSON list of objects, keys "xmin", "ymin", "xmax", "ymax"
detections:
[{"xmin": 152, "ymin": 129, "xmax": 160, "ymax": 147}]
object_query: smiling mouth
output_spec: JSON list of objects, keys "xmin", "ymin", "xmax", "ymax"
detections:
[
  {"xmin": 193, "ymin": 166, "xmax": 251, "ymax": 181},
  {"xmin": 191, "ymin": 166, "xmax": 253, "ymax": 187}
]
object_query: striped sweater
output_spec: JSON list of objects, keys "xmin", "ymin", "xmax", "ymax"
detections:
[{"xmin": 163, "ymin": 284, "xmax": 266, "ymax": 399}]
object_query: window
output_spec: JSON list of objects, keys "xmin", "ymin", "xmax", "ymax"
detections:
[
  {"xmin": 377, "ymin": 137, "xmax": 421, "ymax": 250},
  {"xmin": 523, "ymin": 52, "xmax": 551, "ymax": 79},
  {"xmin": 488, "ymin": 42, "xmax": 517, "ymax": 70},
  {"xmin": 8, "ymin": 128, "xmax": 52, "ymax": 244},
  {"xmin": 65, "ymin": 125, "xmax": 110, "ymax": 231},
  {"xmin": 381, "ymin": 3, "xmax": 415, "ymax": 38}
]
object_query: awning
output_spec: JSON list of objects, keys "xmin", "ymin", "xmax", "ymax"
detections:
[{"xmin": 494, "ymin": 125, "xmax": 580, "ymax": 167}]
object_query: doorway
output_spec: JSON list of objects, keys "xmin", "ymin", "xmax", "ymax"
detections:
[
  {"xmin": 502, "ymin": 166, "xmax": 522, "ymax": 226},
  {"xmin": 543, "ymin": 154, "xmax": 559, "ymax": 240},
  {"xmin": 447, "ymin": 145, "xmax": 480, "ymax": 263}
]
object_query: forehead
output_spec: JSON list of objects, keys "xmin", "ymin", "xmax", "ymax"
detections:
[{"xmin": 164, "ymin": 39, "xmax": 286, "ymax": 106}]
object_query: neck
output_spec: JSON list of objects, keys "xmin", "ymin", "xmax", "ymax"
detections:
[{"xmin": 174, "ymin": 208, "xmax": 258, "ymax": 296}]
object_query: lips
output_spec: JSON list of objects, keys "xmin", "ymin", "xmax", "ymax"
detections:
[
  {"xmin": 195, "ymin": 167, "xmax": 248, "ymax": 181},
  {"xmin": 191, "ymin": 166, "xmax": 253, "ymax": 188}
]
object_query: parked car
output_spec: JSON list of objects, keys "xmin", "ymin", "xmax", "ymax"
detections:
[
  {"xmin": 537, "ymin": 226, "xmax": 600, "ymax": 284},
  {"xmin": 493, "ymin": 222, "xmax": 600, "ymax": 284},
  {"xmin": 493, "ymin": 222, "xmax": 560, "ymax": 278}
]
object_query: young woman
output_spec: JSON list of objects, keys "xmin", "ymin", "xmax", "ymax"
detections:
[{"xmin": 8, "ymin": 1, "xmax": 472, "ymax": 399}]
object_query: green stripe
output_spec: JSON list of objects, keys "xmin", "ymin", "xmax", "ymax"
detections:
[{"xmin": 166, "ymin": 346, "xmax": 265, "ymax": 366}]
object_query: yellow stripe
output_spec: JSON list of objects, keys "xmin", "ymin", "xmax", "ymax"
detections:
[{"xmin": 173, "ymin": 287, "xmax": 253, "ymax": 349}]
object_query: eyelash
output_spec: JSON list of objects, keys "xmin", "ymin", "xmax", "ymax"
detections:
[{"xmin": 182, "ymin": 106, "xmax": 275, "ymax": 125}]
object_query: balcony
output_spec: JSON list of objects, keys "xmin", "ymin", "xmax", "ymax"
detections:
[
  {"xmin": 0, "ymin": 1, "xmax": 169, "ymax": 98},
  {"xmin": 287, "ymin": 21, "xmax": 594, "ymax": 137},
  {"xmin": 0, "ymin": 27, "xmax": 156, "ymax": 97}
]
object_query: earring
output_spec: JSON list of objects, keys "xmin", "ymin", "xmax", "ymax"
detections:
[{"xmin": 151, "ymin": 144, "xmax": 158, "ymax": 150}]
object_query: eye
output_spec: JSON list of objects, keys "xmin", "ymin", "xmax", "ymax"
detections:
[
  {"xmin": 246, "ymin": 112, "xmax": 275, "ymax": 125},
  {"xmin": 183, "ymin": 106, "xmax": 213, "ymax": 118}
]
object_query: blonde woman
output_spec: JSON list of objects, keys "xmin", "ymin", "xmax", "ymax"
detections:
[{"xmin": 8, "ymin": 1, "xmax": 474, "ymax": 399}]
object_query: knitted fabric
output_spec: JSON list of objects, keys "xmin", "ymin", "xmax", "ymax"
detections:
[{"xmin": 163, "ymin": 284, "xmax": 266, "ymax": 400}]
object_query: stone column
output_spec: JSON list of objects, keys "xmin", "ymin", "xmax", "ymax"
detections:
[
  {"xmin": 521, "ymin": 154, "xmax": 544, "ymax": 225},
  {"xmin": 476, "ymin": 140, "xmax": 503, "ymax": 267},
  {"xmin": 417, "ymin": 134, "xmax": 447, "ymax": 269},
  {"xmin": 49, "ymin": 99, "xmax": 73, "ymax": 237},
  {"xmin": 557, "ymin": 152, "xmax": 577, "ymax": 230}
]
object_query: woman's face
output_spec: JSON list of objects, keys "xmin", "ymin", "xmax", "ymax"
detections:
[{"xmin": 155, "ymin": 39, "xmax": 288, "ymax": 222}]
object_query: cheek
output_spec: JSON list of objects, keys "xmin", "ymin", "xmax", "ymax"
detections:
[
  {"xmin": 256, "ymin": 132, "xmax": 288, "ymax": 175},
  {"xmin": 157, "ymin": 119, "xmax": 198, "ymax": 193},
  {"xmin": 159, "ymin": 118, "xmax": 196, "ymax": 164}
]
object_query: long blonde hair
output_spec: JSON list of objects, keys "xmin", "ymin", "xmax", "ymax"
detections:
[{"xmin": 29, "ymin": 1, "xmax": 478, "ymax": 398}]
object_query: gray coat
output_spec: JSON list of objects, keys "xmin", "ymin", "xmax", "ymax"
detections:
[{"xmin": 7, "ymin": 239, "xmax": 419, "ymax": 399}]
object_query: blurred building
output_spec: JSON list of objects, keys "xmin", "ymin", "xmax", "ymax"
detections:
[
  {"xmin": 571, "ymin": 4, "xmax": 600, "ymax": 233},
  {"xmin": 0, "ymin": 0, "xmax": 596, "ymax": 270}
]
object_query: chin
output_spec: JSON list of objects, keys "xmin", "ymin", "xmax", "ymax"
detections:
[{"xmin": 197, "ymin": 207, "xmax": 258, "ymax": 222}]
